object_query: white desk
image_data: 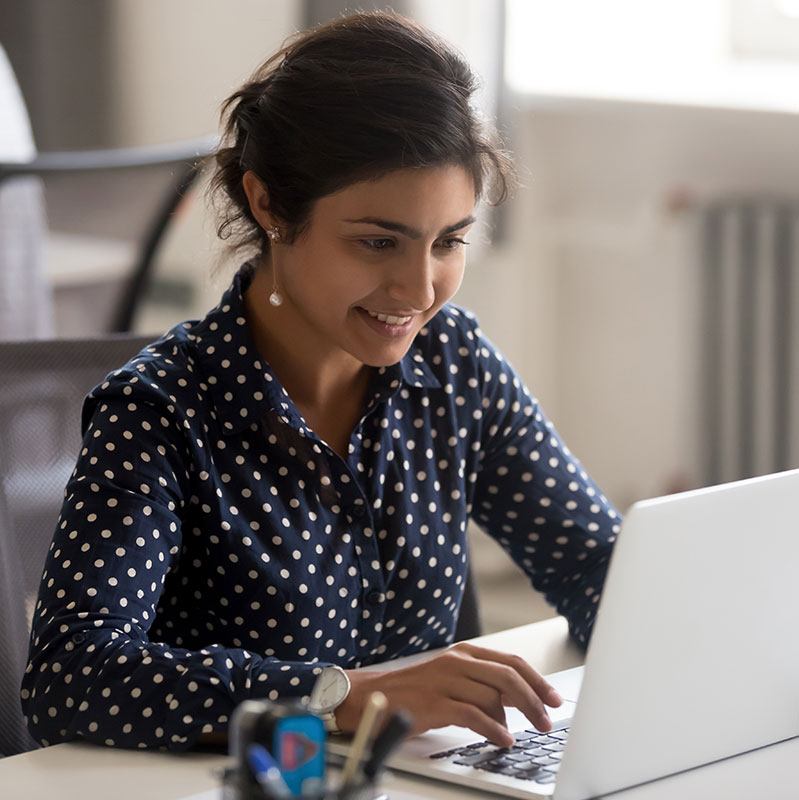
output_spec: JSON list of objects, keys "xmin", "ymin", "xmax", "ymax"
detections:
[
  {"xmin": 0, "ymin": 618, "xmax": 579, "ymax": 800},
  {"xmin": 3, "ymin": 617, "xmax": 797, "ymax": 800}
]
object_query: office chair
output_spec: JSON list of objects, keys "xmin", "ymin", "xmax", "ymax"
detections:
[
  {"xmin": 0, "ymin": 42, "xmax": 216, "ymax": 337},
  {"xmin": 453, "ymin": 567, "xmax": 482, "ymax": 642},
  {"xmin": 0, "ymin": 138, "xmax": 216, "ymax": 335},
  {"xmin": 0, "ymin": 334, "xmax": 153, "ymax": 757}
]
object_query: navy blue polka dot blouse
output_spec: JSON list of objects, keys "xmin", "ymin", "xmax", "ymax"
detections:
[{"xmin": 22, "ymin": 264, "xmax": 620, "ymax": 750}]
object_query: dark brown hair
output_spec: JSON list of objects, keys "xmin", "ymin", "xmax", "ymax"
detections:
[{"xmin": 211, "ymin": 10, "xmax": 515, "ymax": 255}]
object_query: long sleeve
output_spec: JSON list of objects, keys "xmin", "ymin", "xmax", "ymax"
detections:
[
  {"xmin": 21, "ymin": 368, "xmax": 329, "ymax": 750},
  {"xmin": 468, "ymin": 326, "xmax": 621, "ymax": 646}
]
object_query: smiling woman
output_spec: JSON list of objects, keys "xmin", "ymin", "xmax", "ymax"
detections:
[
  {"xmin": 241, "ymin": 165, "xmax": 476, "ymax": 453},
  {"xmin": 22, "ymin": 11, "xmax": 620, "ymax": 754}
]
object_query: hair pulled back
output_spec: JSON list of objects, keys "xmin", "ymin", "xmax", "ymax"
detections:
[{"xmin": 211, "ymin": 11, "xmax": 514, "ymax": 255}]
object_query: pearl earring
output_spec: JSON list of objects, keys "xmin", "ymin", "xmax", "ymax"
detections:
[{"xmin": 266, "ymin": 225, "xmax": 283, "ymax": 305}]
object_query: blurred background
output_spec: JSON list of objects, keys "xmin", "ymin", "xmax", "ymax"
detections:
[{"xmin": 2, "ymin": 0, "xmax": 798, "ymax": 631}]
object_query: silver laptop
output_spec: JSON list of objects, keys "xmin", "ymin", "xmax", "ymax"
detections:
[{"xmin": 344, "ymin": 469, "xmax": 799, "ymax": 799}]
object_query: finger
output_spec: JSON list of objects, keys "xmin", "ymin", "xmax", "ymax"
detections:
[
  {"xmin": 445, "ymin": 699, "xmax": 515, "ymax": 748},
  {"xmin": 447, "ymin": 678, "xmax": 507, "ymax": 729},
  {"xmin": 456, "ymin": 643, "xmax": 563, "ymax": 707},
  {"xmin": 453, "ymin": 649, "xmax": 554, "ymax": 732},
  {"xmin": 483, "ymin": 663, "xmax": 552, "ymax": 732}
]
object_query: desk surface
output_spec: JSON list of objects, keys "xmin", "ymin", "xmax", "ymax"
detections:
[
  {"xmin": 3, "ymin": 617, "xmax": 797, "ymax": 800},
  {"xmin": 1, "ymin": 617, "xmax": 579, "ymax": 800}
]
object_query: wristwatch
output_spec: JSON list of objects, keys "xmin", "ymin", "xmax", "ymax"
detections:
[{"xmin": 308, "ymin": 665, "xmax": 351, "ymax": 734}]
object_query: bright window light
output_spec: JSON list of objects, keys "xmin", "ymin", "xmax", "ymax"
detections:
[
  {"xmin": 774, "ymin": 0, "xmax": 799, "ymax": 17},
  {"xmin": 505, "ymin": 0, "xmax": 799, "ymax": 113}
]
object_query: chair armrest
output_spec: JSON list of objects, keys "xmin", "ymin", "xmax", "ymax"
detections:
[{"xmin": 0, "ymin": 134, "xmax": 218, "ymax": 181}]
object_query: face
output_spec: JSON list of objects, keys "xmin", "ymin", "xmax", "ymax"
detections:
[{"xmin": 249, "ymin": 165, "xmax": 476, "ymax": 370}]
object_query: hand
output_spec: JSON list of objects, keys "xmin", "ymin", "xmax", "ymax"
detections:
[{"xmin": 335, "ymin": 642, "xmax": 563, "ymax": 747}]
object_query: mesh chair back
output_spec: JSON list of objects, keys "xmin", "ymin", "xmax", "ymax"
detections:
[{"xmin": 0, "ymin": 335, "xmax": 153, "ymax": 756}]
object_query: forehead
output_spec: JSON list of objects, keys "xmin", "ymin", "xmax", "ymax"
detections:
[{"xmin": 314, "ymin": 165, "xmax": 476, "ymax": 227}]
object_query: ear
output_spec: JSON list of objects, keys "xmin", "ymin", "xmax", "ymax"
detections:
[{"xmin": 242, "ymin": 170, "xmax": 275, "ymax": 232}]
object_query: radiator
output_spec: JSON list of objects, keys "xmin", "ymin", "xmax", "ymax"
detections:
[{"xmin": 702, "ymin": 198, "xmax": 799, "ymax": 484}]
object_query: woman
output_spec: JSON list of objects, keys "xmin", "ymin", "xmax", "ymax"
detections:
[{"xmin": 22, "ymin": 12, "xmax": 619, "ymax": 752}]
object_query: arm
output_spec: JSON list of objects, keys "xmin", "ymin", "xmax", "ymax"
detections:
[
  {"xmin": 337, "ymin": 641, "xmax": 563, "ymax": 747},
  {"xmin": 21, "ymin": 376, "xmax": 329, "ymax": 750},
  {"xmin": 469, "ymin": 328, "xmax": 621, "ymax": 647}
]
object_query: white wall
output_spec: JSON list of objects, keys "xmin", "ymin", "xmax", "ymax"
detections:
[
  {"xmin": 108, "ymin": 0, "xmax": 300, "ymax": 147},
  {"xmin": 105, "ymin": 0, "xmax": 302, "ymax": 322},
  {"xmin": 459, "ymin": 98, "xmax": 799, "ymax": 512}
]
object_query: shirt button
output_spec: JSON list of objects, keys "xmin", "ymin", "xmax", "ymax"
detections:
[
  {"xmin": 71, "ymin": 633, "xmax": 86, "ymax": 645},
  {"xmin": 366, "ymin": 590, "xmax": 382, "ymax": 606},
  {"xmin": 350, "ymin": 504, "xmax": 366, "ymax": 519}
]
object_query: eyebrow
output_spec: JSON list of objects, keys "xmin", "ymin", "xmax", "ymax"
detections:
[{"xmin": 343, "ymin": 215, "xmax": 476, "ymax": 239}]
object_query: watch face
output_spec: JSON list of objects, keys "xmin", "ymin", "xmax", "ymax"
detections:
[{"xmin": 309, "ymin": 667, "xmax": 350, "ymax": 714}]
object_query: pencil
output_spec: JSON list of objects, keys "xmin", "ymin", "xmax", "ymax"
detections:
[{"xmin": 340, "ymin": 690, "xmax": 388, "ymax": 785}]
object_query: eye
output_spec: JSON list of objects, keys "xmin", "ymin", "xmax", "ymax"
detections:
[
  {"xmin": 436, "ymin": 237, "xmax": 469, "ymax": 251},
  {"xmin": 360, "ymin": 238, "xmax": 395, "ymax": 251}
]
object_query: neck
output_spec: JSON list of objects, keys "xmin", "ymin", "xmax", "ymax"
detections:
[{"xmin": 243, "ymin": 264, "xmax": 369, "ymax": 412}]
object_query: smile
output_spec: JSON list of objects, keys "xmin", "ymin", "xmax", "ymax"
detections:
[{"xmin": 365, "ymin": 310, "xmax": 413, "ymax": 325}]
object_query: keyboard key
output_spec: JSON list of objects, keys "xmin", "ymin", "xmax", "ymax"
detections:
[
  {"xmin": 478, "ymin": 763, "xmax": 507, "ymax": 774},
  {"xmin": 484, "ymin": 755, "xmax": 520, "ymax": 771},
  {"xmin": 505, "ymin": 753, "xmax": 538, "ymax": 764},
  {"xmin": 433, "ymin": 723, "xmax": 571, "ymax": 788},
  {"xmin": 523, "ymin": 746, "xmax": 552, "ymax": 759},
  {"xmin": 513, "ymin": 765, "xmax": 543, "ymax": 781},
  {"xmin": 452, "ymin": 744, "xmax": 492, "ymax": 756},
  {"xmin": 452, "ymin": 752, "xmax": 498, "ymax": 767}
]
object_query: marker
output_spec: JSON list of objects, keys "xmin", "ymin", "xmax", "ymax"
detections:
[
  {"xmin": 247, "ymin": 743, "xmax": 292, "ymax": 798},
  {"xmin": 340, "ymin": 691, "xmax": 388, "ymax": 785},
  {"xmin": 362, "ymin": 709, "xmax": 413, "ymax": 780}
]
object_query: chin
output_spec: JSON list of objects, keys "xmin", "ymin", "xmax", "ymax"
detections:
[
  {"xmin": 362, "ymin": 354, "xmax": 404, "ymax": 369},
  {"xmin": 358, "ymin": 345, "xmax": 412, "ymax": 369}
]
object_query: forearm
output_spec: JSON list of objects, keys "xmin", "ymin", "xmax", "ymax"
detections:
[{"xmin": 22, "ymin": 625, "xmax": 328, "ymax": 750}]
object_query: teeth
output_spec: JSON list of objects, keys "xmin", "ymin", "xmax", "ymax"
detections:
[{"xmin": 366, "ymin": 310, "xmax": 412, "ymax": 325}]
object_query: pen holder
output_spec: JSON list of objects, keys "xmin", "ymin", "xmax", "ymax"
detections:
[
  {"xmin": 225, "ymin": 698, "xmax": 387, "ymax": 800},
  {"xmin": 221, "ymin": 764, "xmax": 382, "ymax": 800}
]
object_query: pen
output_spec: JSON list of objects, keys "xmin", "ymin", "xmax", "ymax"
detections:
[
  {"xmin": 247, "ymin": 742, "xmax": 292, "ymax": 798},
  {"xmin": 340, "ymin": 690, "xmax": 388, "ymax": 785},
  {"xmin": 362, "ymin": 708, "xmax": 413, "ymax": 780}
]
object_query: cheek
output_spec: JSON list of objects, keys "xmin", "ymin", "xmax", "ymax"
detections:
[{"xmin": 436, "ymin": 259, "xmax": 466, "ymax": 301}]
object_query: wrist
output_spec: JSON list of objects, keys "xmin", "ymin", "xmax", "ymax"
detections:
[{"xmin": 333, "ymin": 669, "xmax": 381, "ymax": 733}]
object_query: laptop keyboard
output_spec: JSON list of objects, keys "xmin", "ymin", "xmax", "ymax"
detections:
[{"xmin": 428, "ymin": 721, "xmax": 570, "ymax": 786}]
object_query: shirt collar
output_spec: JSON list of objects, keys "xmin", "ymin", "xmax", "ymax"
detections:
[{"xmin": 192, "ymin": 264, "xmax": 441, "ymax": 436}]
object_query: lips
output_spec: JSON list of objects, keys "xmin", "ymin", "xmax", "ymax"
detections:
[
  {"xmin": 356, "ymin": 307, "xmax": 416, "ymax": 338},
  {"xmin": 364, "ymin": 309, "xmax": 413, "ymax": 325}
]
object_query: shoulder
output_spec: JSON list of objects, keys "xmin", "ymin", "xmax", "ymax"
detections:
[
  {"xmin": 83, "ymin": 322, "xmax": 203, "ymax": 422},
  {"xmin": 414, "ymin": 303, "xmax": 481, "ymax": 362},
  {"xmin": 412, "ymin": 303, "xmax": 508, "ymax": 378}
]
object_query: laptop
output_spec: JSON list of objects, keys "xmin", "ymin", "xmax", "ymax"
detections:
[{"xmin": 337, "ymin": 469, "xmax": 799, "ymax": 799}]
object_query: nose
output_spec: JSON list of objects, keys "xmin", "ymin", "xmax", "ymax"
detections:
[{"xmin": 386, "ymin": 250, "xmax": 436, "ymax": 311}]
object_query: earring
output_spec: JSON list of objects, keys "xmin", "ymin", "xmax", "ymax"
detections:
[{"xmin": 266, "ymin": 225, "xmax": 283, "ymax": 306}]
